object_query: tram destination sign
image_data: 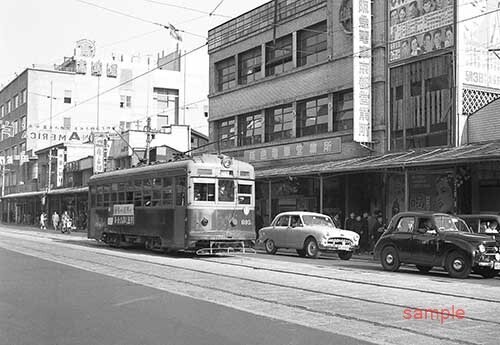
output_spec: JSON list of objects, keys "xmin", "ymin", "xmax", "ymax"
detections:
[{"xmin": 112, "ymin": 204, "xmax": 135, "ymax": 225}]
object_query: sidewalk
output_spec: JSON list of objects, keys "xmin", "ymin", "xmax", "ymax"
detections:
[{"xmin": 0, "ymin": 222, "xmax": 87, "ymax": 235}]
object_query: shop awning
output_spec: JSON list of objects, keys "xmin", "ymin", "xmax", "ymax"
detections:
[
  {"xmin": 1, "ymin": 186, "xmax": 89, "ymax": 199},
  {"xmin": 255, "ymin": 142, "xmax": 500, "ymax": 178},
  {"xmin": 47, "ymin": 186, "xmax": 88, "ymax": 195},
  {"xmin": 1, "ymin": 190, "xmax": 45, "ymax": 199}
]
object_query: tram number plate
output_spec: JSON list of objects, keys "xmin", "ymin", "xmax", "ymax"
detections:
[
  {"xmin": 241, "ymin": 219, "xmax": 252, "ymax": 226},
  {"xmin": 113, "ymin": 215, "xmax": 135, "ymax": 225}
]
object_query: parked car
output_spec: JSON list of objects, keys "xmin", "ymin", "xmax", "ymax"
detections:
[
  {"xmin": 374, "ymin": 212, "xmax": 500, "ymax": 278},
  {"xmin": 257, "ymin": 211, "xmax": 360, "ymax": 259},
  {"xmin": 458, "ymin": 214, "xmax": 500, "ymax": 245}
]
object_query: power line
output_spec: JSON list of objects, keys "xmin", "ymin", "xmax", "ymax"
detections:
[{"xmin": 144, "ymin": 0, "xmax": 231, "ymax": 18}]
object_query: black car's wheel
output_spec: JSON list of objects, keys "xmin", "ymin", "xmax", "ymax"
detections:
[
  {"xmin": 264, "ymin": 239, "xmax": 277, "ymax": 255},
  {"xmin": 476, "ymin": 267, "xmax": 498, "ymax": 279},
  {"xmin": 338, "ymin": 251, "xmax": 353, "ymax": 260},
  {"xmin": 446, "ymin": 251, "xmax": 471, "ymax": 279},
  {"xmin": 296, "ymin": 249, "xmax": 306, "ymax": 257},
  {"xmin": 381, "ymin": 246, "xmax": 400, "ymax": 271},
  {"xmin": 304, "ymin": 238, "xmax": 320, "ymax": 258},
  {"xmin": 416, "ymin": 265, "xmax": 433, "ymax": 273}
]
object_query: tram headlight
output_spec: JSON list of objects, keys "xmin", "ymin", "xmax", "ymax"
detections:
[
  {"xmin": 201, "ymin": 217, "xmax": 209, "ymax": 227},
  {"xmin": 230, "ymin": 218, "xmax": 238, "ymax": 227}
]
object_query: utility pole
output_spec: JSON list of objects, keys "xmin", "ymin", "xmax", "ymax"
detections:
[
  {"xmin": 144, "ymin": 117, "xmax": 153, "ymax": 165},
  {"xmin": 47, "ymin": 81, "xmax": 53, "ymax": 193}
]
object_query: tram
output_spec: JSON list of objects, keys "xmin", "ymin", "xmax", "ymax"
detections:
[{"xmin": 87, "ymin": 154, "xmax": 255, "ymax": 254}]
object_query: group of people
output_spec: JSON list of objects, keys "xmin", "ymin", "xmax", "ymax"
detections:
[
  {"xmin": 39, "ymin": 211, "xmax": 73, "ymax": 233},
  {"xmin": 398, "ymin": 27, "xmax": 453, "ymax": 59},
  {"xmin": 480, "ymin": 221, "xmax": 499, "ymax": 234},
  {"xmin": 338, "ymin": 211, "xmax": 386, "ymax": 254},
  {"xmin": 390, "ymin": 0, "xmax": 453, "ymax": 26}
]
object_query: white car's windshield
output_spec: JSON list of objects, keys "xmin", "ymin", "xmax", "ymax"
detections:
[{"xmin": 302, "ymin": 215, "xmax": 334, "ymax": 227}]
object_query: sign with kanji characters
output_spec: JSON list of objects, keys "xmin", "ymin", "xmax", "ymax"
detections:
[
  {"xmin": 56, "ymin": 148, "xmax": 65, "ymax": 187},
  {"xmin": 353, "ymin": 0, "xmax": 372, "ymax": 143},
  {"xmin": 112, "ymin": 204, "xmax": 134, "ymax": 225},
  {"xmin": 244, "ymin": 138, "xmax": 341, "ymax": 162},
  {"xmin": 93, "ymin": 135, "xmax": 105, "ymax": 173}
]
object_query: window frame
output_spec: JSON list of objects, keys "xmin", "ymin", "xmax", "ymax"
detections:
[
  {"xmin": 238, "ymin": 46, "xmax": 262, "ymax": 85},
  {"xmin": 216, "ymin": 56, "xmax": 236, "ymax": 92},
  {"xmin": 296, "ymin": 95, "xmax": 329, "ymax": 137},
  {"xmin": 238, "ymin": 111, "xmax": 263, "ymax": 146},
  {"xmin": 265, "ymin": 34, "xmax": 293, "ymax": 76},
  {"xmin": 265, "ymin": 104, "xmax": 293, "ymax": 142},
  {"xmin": 297, "ymin": 21, "xmax": 328, "ymax": 67}
]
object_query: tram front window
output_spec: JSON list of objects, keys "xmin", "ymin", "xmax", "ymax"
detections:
[
  {"xmin": 218, "ymin": 179, "xmax": 234, "ymax": 202},
  {"xmin": 194, "ymin": 183, "xmax": 215, "ymax": 201}
]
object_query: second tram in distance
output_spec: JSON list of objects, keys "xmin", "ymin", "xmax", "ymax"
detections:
[{"xmin": 88, "ymin": 154, "xmax": 255, "ymax": 254}]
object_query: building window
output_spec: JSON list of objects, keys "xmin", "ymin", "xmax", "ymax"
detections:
[
  {"xmin": 63, "ymin": 117, "xmax": 71, "ymax": 129},
  {"xmin": 265, "ymin": 104, "xmax": 293, "ymax": 142},
  {"xmin": 266, "ymin": 34, "xmax": 293, "ymax": 76},
  {"xmin": 154, "ymin": 88, "xmax": 178, "ymax": 124},
  {"xmin": 7, "ymin": 100, "xmax": 11, "ymax": 113},
  {"xmin": 21, "ymin": 89, "xmax": 27, "ymax": 104},
  {"xmin": 20, "ymin": 116, "xmax": 27, "ymax": 132},
  {"xmin": 296, "ymin": 95, "xmax": 329, "ymax": 137},
  {"xmin": 216, "ymin": 57, "xmax": 236, "ymax": 91},
  {"xmin": 216, "ymin": 118, "xmax": 236, "ymax": 149},
  {"xmin": 0, "ymin": 105, "xmax": 4, "ymax": 117},
  {"xmin": 238, "ymin": 112, "xmax": 263, "ymax": 146},
  {"xmin": 238, "ymin": 47, "xmax": 262, "ymax": 85},
  {"xmin": 120, "ymin": 95, "xmax": 132, "ymax": 108},
  {"xmin": 333, "ymin": 90, "xmax": 353, "ymax": 131},
  {"xmin": 20, "ymin": 142, "xmax": 26, "ymax": 153},
  {"xmin": 390, "ymin": 54, "xmax": 452, "ymax": 151},
  {"xmin": 13, "ymin": 120, "xmax": 19, "ymax": 135},
  {"xmin": 297, "ymin": 21, "xmax": 328, "ymax": 67},
  {"xmin": 64, "ymin": 90, "xmax": 72, "ymax": 104},
  {"xmin": 13, "ymin": 94, "xmax": 19, "ymax": 109}
]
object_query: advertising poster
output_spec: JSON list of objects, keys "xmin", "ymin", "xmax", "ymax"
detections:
[
  {"xmin": 388, "ymin": 0, "xmax": 455, "ymax": 63},
  {"xmin": 409, "ymin": 172, "xmax": 455, "ymax": 213},
  {"xmin": 353, "ymin": 0, "xmax": 372, "ymax": 142},
  {"xmin": 93, "ymin": 135, "xmax": 105, "ymax": 174}
]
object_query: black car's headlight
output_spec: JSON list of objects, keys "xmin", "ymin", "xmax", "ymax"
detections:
[{"xmin": 478, "ymin": 244, "xmax": 486, "ymax": 253}]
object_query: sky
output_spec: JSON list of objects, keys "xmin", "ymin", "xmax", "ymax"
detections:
[{"xmin": 0, "ymin": 0, "xmax": 270, "ymax": 134}]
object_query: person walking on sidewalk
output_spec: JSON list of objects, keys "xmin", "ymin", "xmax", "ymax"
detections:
[
  {"xmin": 52, "ymin": 211, "xmax": 60, "ymax": 231},
  {"xmin": 39, "ymin": 212, "xmax": 47, "ymax": 230}
]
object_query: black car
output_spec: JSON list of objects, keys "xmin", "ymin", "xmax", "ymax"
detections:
[{"xmin": 374, "ymin": 212, "xmax": 500, "ymax": 278}]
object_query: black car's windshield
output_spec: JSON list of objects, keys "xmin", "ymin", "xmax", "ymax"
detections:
[
  {"xmin": 453, "ymin": 218, "xmax": 471, "ymax": 233},
  {"xmin": 302, "ymin": 215, "xmax": 334, "ymax": 227},
  {"xmin": 435, "ymin": 216, "xmax": 459, "ymax": 231}
]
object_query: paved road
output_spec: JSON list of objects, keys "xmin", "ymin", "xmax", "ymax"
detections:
[
  {"xmin": 0, "ymin": 247, "xmax": 372, "ymax": 345},
  {"xmin": 1, "ymin": 225, "xmax": 499, "ymax": 345}
]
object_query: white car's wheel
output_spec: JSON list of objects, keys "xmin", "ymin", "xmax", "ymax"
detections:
[
  {"xmin": 265, "ymin": 239, "xmax": 277, "ymax": 255},
  {"xmin": 304, "ymin": 237, "xmax": 320, "ymax": 258}
]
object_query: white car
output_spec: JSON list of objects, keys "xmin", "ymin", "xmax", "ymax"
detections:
[{"xmin": 257, "ymin": 211, "xmax": 360, "ymax": 259}]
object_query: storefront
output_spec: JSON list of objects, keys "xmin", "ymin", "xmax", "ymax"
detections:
[{"xmin": 255, "ymin": 142, "xmax": 500, "ymax": 226}]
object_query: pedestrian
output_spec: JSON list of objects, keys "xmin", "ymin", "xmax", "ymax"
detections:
[
  {"xmin": 332, "ymin": 213, "xmax": 342, "ymax": 228},
  {"xmin": 360, "ymin": 212, "xmax": 370, "ymax": 253},
  {"xmin": 372, "ymin": 215, "xmax": 386, "ymax": 245},
  {"xmin": 61, "ymin": 211, "xmax": 71, "ymax": 233},
  {"xmin": 345, "ymin": 212, "xmax": 356, "ymax": 230},
  {"xmin": 352, "ymin": 215, "xmax": 363, "ymax": 254},
  {"xmin": 40, "ymin": 212, "xmax": 47, "ymax": 230},
  {"xmin": 52, "ymin": 211, "xmax": 60, "ymax": 231}
]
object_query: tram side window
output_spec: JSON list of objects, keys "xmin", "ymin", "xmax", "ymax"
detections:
[
  {"xmin": 175, "ymin": 176, "xmax": 186, "ymax": 206},
  {"xmin": 238, "ymin": 184, "xmax": 252, "ymax": 204},
  {"xmin": 194, "ymin": 183, "xmax": 215, "ymax": 201},
  {"xmin": 152, "ymin": 178, "xmax": 162, "ymax": 206},
  {"xmin": 218, "ymin": 179, "xmax": 235, "ymax": 202},
  {"xmin": 126, "ymin": 191, "xmax": 134, "ymax": 204},
  {"xmin": 162, "ymin": 177, "xmax": 173, "ymax": 206},
  {"xmin": 134, "ymin": 190, "xmax": 143, "ymax": 207},
  {"xmin": 143, "ymin": 179, "xmax": 152, "ymax": 206}
]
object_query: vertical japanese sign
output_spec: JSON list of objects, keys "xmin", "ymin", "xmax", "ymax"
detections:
[
  {"xmin": 93, "ymin": 135, "xmax": 105, "ymax": 174},
  {"xmin": 353, "ymin": 0, "xmax": 372, "ymax": 142},
  {"xmin": 56, "ymin": 148, "xmax": 65, "ymax": 187}
]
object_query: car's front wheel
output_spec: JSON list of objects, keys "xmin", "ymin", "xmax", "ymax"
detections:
[
  {"xmin": 338, "ymin": 251, "xmax": 353, "ymax": 260},
  {"xmin": 264, "ymin": 239, "xmax": 277, "ymax": 255},
  {"xmin": 304, "ymin": 238, "xmax": 320, "ymax": 258},
  {"xmin": 446, "ymin": 251, "xmax": 471, "ymax": 279},
  {"xmin": 381, "ymin": 246, "xmax": 400, "ymax": 271}
]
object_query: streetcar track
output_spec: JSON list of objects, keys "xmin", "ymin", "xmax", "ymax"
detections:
[
  {"xmin": 2, "ymin": 236, "xmax": 499, "ymax": 333},
  {"xmin": 0, "ymin": 240, "xmax": 486, "ymax": 345}
]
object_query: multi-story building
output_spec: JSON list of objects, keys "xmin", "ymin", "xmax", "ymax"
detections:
[
  {"xmin": 0, "ymin": 39, "xmax": 184, "ymax": 196},
  {"xmin": 208, "ymin": 0, "xmax": 500, "ymax": 226}
]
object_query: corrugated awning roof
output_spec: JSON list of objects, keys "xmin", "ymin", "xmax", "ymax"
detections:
[
  {"xmin": 256, "ymin": 142, "xmax": 500, "ymax": 178},
  {"xmin": 2, "ymin": 186, "xmax": 88, "ymax": 199}
]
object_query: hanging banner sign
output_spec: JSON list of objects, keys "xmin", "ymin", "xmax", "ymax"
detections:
[
  {"xmin": 56, "ymin": 148, "xmax": 65, "ymax": 187},
  {"xmin": 353, "ymin": 0, "xmax": 372, "ymax": 142},
  {"xmin": 93, "ymin": 135, "xmax": 105, "ymax": 174}
]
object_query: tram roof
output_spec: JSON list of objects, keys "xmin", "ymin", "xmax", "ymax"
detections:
[{"xmin": 89, "ymin": 154, "xmax": 254, "ymax": 183}]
